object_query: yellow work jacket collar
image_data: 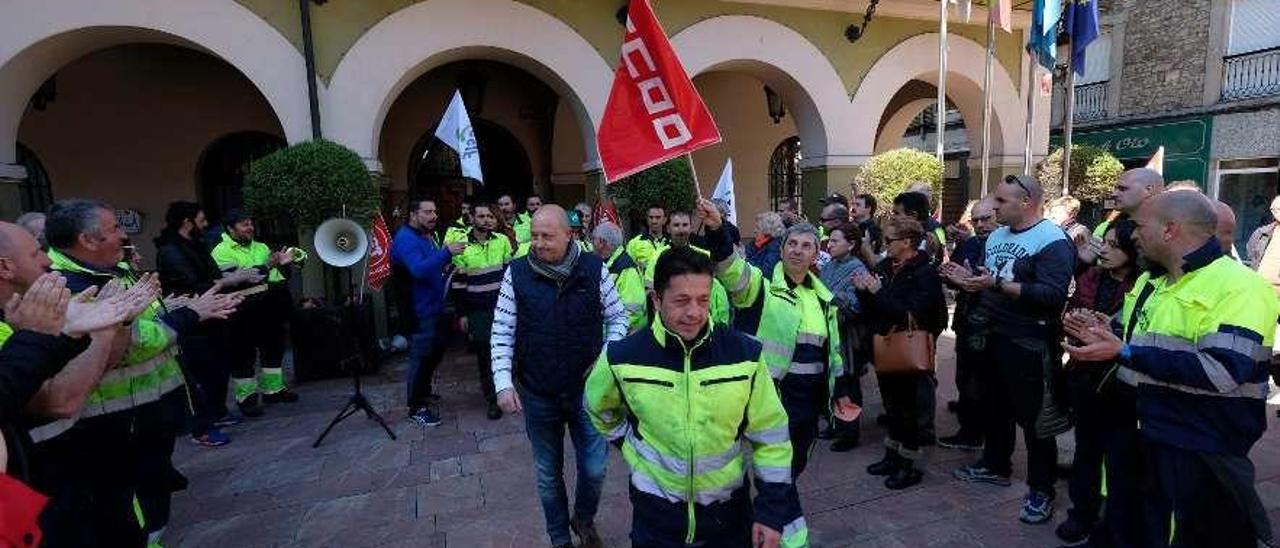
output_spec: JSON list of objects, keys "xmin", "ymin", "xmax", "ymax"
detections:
[
  {"xmin": 769, "ymin": 261, "xmax": 833, "ymax": 303},
  {"xmin": 649, "ymin": 314, "xmax": 712, "ymax": 354}
]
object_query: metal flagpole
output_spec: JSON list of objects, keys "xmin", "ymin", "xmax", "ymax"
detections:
[
  {"xmin": 980, "ymin": 12, "xmax": 996, "ymax": 196},
  {"xmin": 1062, "ymin": 50, "xmax": 1076, "ymax": 196},
  {"xmin": 1023, "ymin": 52, "xmax": 1036, "ymax": 174},
  {"xmin": 936, "ymin": 0, "xmax": 948, "ymax": 162}
]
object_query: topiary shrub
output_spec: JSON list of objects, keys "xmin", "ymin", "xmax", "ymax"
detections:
[
  {"xmin": 1036, "ymin": 144, "xmax": 1124, "ymax": 204},
  {"xmin": 852, "ymin": 148, "xmax": 944, "ymax": 211},
  {"xmin": 244, "ymin": 139, "xmax": 380, "ymax": 228},
  {"xmin": 606, "ymin": 158, "xmax": 698, "ymax": 226}
]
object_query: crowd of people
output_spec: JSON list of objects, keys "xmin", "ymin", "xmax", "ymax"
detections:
[
  {"xmin": 393, "ymin": 170, "xmax": 1278, "ymax": 548},
  {"xmin": 3, "ymin": 164, "xmax": 1278, "ymax": 547},
  {"xmin": 1, "ymin": 200, "xmax": 301, "ymax": 547}
]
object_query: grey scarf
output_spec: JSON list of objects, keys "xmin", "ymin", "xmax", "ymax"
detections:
[{"xmin": 529, "ymin": 240, "xmax": 581, "ymax": 283}]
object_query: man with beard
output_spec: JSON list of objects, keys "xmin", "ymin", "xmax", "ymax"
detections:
[
  {"xmin": 626, "ymin": 205, "xmax": 668, "ymax": 271},
  {"xmin": 443, "ymin": 197, "xmax": 473, "ymax": 245},
  {"xmin": 513, "ymin": 194, "xmax": 543, "ymax": 246},
  {"xmin": 211, "ymin": 209, "xmax": 301, "ymax": 417},
  {"xmin": 452, "ymin": 203, "xmax": 512, "ymax": 420},
  {"xmin": 155, "ymin": 201, "xmax": 261, "ymax": 446},
  {"xmin": 392, "ymin": 199, "xmax": 465, "ymax": 426}
]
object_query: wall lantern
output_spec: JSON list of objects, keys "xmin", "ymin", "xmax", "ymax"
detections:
[
  {"xmin": 764, "ymin": 86, "xmax": 786, "ymax": 124},
  {"xmin": 457, "ymin": 67, "xmax": 488, "ymax": 116}
]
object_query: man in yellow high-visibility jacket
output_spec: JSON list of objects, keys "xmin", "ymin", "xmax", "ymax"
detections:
[{"xmin": 586, "ymin": 246, "xmax": 807, "ymax": 548}]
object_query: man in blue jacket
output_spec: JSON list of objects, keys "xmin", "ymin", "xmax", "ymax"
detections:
[{"xmin": 391, "ymin": 199, "xmax": 464, "ymax": 426}]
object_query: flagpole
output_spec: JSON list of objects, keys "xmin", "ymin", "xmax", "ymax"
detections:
[
  {"xmin": 685, "ymin": 153, "xmax": 704, "ymax": 201},
  {"xmin": 1062, "ymin": 49, "xmax": 1076, "ymax": 197},
  {"xmin": 1023, "ymin": 51, "xmax": 1037, "ymax": 175},
  {"xmin": 980, "ymin": 13, "xmax": 996, "ymax": 196},
  {"xmin": 936, "ymin": 0, "xmax": 948, "ymax": 163}
]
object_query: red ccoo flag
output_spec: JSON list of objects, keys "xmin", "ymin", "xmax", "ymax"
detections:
[
  {"xmin": 593, "ymin": 198, "xmax": 622, "ymax": 231},
  {"xmin": 366, "ymin": 214, "xmax": 393, "ymax": 291},
  {"xmin": 597, "ymin": 0, "xmax": 721, "ymax": 183}
]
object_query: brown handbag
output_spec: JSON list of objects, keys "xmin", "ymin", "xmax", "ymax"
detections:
[{"xmin": 872, "ymin": 313, "xmax": 936, "ymax": 374}]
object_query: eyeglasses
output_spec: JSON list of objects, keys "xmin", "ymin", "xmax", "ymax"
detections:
[
  {"xmin": 1005, "ymin": 175, "xmax": 1032, "ymax": 197},
  {"xmin": 884, "ymin": 236, "xmax": 909, "ymax": 244}
]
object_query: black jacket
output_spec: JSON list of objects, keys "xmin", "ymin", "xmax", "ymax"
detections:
[
  {"xmin": 859, "ymin": 250, "xmax": 948, "ymax": 337},
  {"xmin": 0, "ymin": 328, "xmax": 90, "ymax": 482},
  {"xmin": 155, "ymin": 231, "xmax": 221, "ymax": 296}
]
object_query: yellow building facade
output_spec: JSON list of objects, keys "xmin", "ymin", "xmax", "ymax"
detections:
[{"xmin": 0, "ymin": 0, "xmax": 1050, "ymax": 264}]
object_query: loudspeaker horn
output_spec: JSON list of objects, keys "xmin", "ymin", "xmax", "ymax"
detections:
[{"xmin": 313, "ymin": 218, "xmax": 369, "ymax": 268}]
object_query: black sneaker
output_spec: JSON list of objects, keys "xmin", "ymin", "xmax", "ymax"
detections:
[
  {"xmin": 952, "ymin": 463, "xmax": 1012, "ymax": 486},
  {"xmin": 885, "ymin": 466, "xmax": 923, "ymax": 490},
  {"xmin": 1055, "ymin": 515, "xmax": 1093, "ymax": 545},
  {"xmin": 866, "ymin": 451, "xmax": 902, "ymax": 476},
  {"xmin": 262, "ymin": 389, "xmax": 299, "ymax": 404},
  {"xmin": 486, "ymin": 402, "xmax": 503, "ymax": 420},
  {"xmin": 409, "ymin": 407, "xmax": 442, "ymax": 427},
  {"xmin": 237, "ymin": 394, "xmax": 264, "ymax": 418},
  {"xmin": 570, "ymin": 518, "xmax": 603, "ymax": 548},
  {"xmin": 938, "ymin": 433, "xmax": 983, "ymax": 451}
]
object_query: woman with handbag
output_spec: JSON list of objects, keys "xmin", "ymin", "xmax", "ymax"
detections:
[{"xmin": 852, "ymin": 216, "xmax": 948, "ymax": 489}]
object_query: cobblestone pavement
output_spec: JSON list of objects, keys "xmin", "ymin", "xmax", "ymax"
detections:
[{"xmin": 165, "ymin": 333, "xmax": 1280, "ymax": 547}]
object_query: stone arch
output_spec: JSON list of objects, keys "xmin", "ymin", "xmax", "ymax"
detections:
[
  {"xmin": 0, "ymin": 0, "xmax": 310, "ymax": 163},
  {"xmin": 671, "ymin": 15, "xmax": 857, "ymax": 169},
  {"xmin": 324, "ymin": 0, "xmax": 612, "ymax": 172},
  {"xmin": 850, "ymin": 33, "xmax": 1026, "ymax": 164}
]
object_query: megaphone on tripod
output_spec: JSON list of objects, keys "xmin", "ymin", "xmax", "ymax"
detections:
[
  {"xmin": 313, "ymin": 218, "xmax": 369, "ymax": 268},
  {"xmin": 309, "ymin": 216, "xmax": 397, "ymax": 447}
]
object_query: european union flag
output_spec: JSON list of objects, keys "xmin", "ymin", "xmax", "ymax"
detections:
[
  {"xmin": 1065, "ymin": 0, "xmax": 1101, "ymax": 77},
  {"xmin": 1027, "ymin": 0, "xmax": 1062, "ymax": 71}
]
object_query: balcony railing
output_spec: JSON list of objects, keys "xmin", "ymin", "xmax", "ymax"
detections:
[
  {"xmin": 1073, "ymin": 81, "xmax": 1108, "ymax": 122},
  {"xmin": 1222, "ymin": 46, "xmax": 1280, "ymax": 101}
]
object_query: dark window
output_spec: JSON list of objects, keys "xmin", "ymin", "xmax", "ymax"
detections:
[
  {"xmin": 15, "ymin": 143, "xmax": 52, "ymax": 213},
  {"xmin": 768, "ymin": 136, "xmax": 803, "ymax": 210},
  {"xmin": 197, "ymin": 131, "xmax": 286, "ymax": 222}
]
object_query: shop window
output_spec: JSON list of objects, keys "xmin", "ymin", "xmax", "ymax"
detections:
[
  {"xmin": 768, "ymin": 137, "xmax": 803, "ymax": 211},
  {"xmin": 1216, "ymin": 157, "xmax": 1280, "ymax": 261}
]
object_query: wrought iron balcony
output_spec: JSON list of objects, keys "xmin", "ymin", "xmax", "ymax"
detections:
[
  {"xmin": 1222, "ymin": 46, "xmax": 1280, "ymax": 101},
  {"xmin": 1073, "ymin": 81, "xmax": 1108, "ymax": 122}
]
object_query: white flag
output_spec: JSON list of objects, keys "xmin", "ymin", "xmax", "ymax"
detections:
[
  {"xmin": 431, "ymin": 90, "xmax": 483, "ymax": 184},
  {"xmin": 711, "ymin": 158, "xmax": 737, "ymax": 226}
]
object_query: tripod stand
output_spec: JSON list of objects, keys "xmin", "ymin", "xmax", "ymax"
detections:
[{"xmin": 312, "ymin": 349, "xmax": 396, "ymax": 447}]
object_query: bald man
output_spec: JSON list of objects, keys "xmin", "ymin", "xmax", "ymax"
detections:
[
  {"xmin": 1065, "ymin": 190, "xmax": 1279, "ymax": 547},
  {"xmin": 489, "ymin": 204, "xmax": 627, "ymax": 548},
  {"xmin": 1085, "ymin": 168, "xmax": 1169, "ymax": 264}
]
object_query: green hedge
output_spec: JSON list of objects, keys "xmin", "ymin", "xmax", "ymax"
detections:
[
  {"xmin": 1036, "ymin": 144, "xmax": 1124, "ymax": 203},
  {"xmin": 244, "ymin": 139, "xmax": 380, "ymax": 228},
  {"xmin": 852, "ymin": 148, "xmax": 944, "ymax": 210},
  {"xmin": 606, "ymin": 158, "xmax": 698, "ymax": 222}
]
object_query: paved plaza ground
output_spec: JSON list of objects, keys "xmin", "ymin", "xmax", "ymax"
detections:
[{"xmin": 163, "ymin": 333, "xmax": 1280, "ymax": 547}]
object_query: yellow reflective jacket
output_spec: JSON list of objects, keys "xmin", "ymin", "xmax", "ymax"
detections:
[
  {"xmin": 585, "ymin": 319, "xmax": 808, "ymax": 547},
  {"xmin": 211, "ymin": 233, "xmax": 283, "ymax": 282},
  {"xmin": 605, "ymin": 247, "xmax": 648, "ymax": 333}
]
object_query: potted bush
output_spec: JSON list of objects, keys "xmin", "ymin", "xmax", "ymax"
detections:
[
  {"xmin": 852, "ymin": 148, "xmax": 944, "ymax": 212},
  {"xmin": 606, "ymin": 158, "xmax": 698, "ymax": 231}
]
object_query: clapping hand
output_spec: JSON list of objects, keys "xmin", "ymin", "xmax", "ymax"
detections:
[
  {"xmin": 850, "ymin": 271, "xmax": 881, "ymax": 294},
  {"xmin": 1063, "ymin": 323, "xmax": 1124, "ymax": 363},
  {"xmin": 954, "ymin": 266, "xmax": 997, "ymax": 293},
  {"xmin": 63, "ymin": 274, "xmax": 161, "ymax": 337},
  {"xmin": 184, "ymin": 286, "xmax": 243, "ymax": 321},
  {"xmin": 4, "ymin": 273, "xmax": 70, "ymax": 336},
  {"xmin": 938, "ymin": 261, "xmax": 973, "ymax": 284}
]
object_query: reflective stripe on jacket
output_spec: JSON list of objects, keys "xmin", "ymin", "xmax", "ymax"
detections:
[
  {"xmin": 1119, "ymin": 242, "xmax": 1280, "ymax": 455},
  {"xmin": 451, "ymin": 230, "xmax": 513, "ymax": 312},
  {"xmin": 584, "ymin": 319, "xmax": 807, "ymax": 547},
  {"xmin": 606, "ymin": 248, "xmax": 649, "ymax": 333},
  {"xmin": 47, "ymin": 248, "xmax": 187, "ymax": 421}
]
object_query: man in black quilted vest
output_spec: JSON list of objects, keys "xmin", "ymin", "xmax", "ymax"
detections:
[{"xmin": 490, "ymin": 204, "xmax": 628, "ymax": 548}]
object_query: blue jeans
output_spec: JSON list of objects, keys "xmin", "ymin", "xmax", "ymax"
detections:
[
  {"xmin": 407, "ymin": 313, "xmax": 447, "ymax": 408},
  {"xmin": 521, "ymin": 388, "xmax": 608, "ymax": 545}
]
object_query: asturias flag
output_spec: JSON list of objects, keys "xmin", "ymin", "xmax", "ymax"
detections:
[
  {"xmin": 1027, "ymin": 0, "xmax": 1062, "ymax": 71},
  {"xmin": 597, "ymin": 0, "xmax": 721, "ymax": 183},
  {"xmin": 1064, "ymin": 0, "xmax": 1100, "ymax": 77}
]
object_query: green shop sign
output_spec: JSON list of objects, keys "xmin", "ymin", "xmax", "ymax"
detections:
[{"xmin": 1051, "ymin": 116, "xmax": 1212, "ymax": 187}]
